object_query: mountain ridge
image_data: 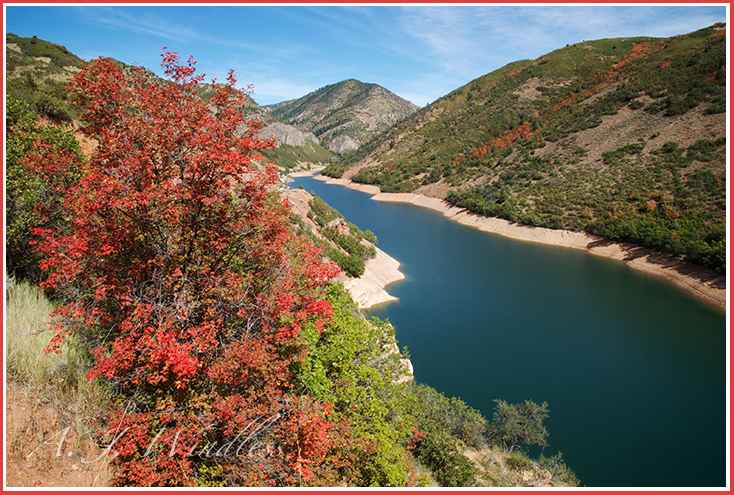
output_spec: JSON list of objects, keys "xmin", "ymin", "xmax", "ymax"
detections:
[{"xmin": 265, "ymin": 78, "xmax": 419, "ymax": 152}]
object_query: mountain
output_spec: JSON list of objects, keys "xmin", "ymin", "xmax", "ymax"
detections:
[
  {"xmin": 5, "ymin": 33, "xmax": 335, "ymax": 172},
  {"xmin": 243, "ymin": 107, "xmax": 336, "ymax": 171},
  {"xmin": 324, "ymin": 24, "xmax": 727, "ymax": 273},
  {"xmin": 265, "ymin": 79, "xmax": 419, "ymax": 153}
]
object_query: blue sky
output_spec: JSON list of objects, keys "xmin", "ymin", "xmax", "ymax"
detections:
[{"xmin": 4, "ymin": 4, "xmax": 728, "ymax": 107}]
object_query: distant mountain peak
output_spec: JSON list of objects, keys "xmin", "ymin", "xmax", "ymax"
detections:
[{"xmin": 265, "ymin": 79, "xmax": 418, "ymax": 153}]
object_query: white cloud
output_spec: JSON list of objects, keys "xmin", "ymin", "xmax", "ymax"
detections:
[
  {"xmin": 388, "ymin": 4, "xmax": 726, "ymax": 104},
  {"xmin": 77, "ymin": 6, "xmax": 201, "ymax": 44}
]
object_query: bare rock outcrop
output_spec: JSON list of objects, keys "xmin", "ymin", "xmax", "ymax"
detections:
[
  {"xmin": 261, "ymin": 122, "xmax": 319, "ymax": 147},
  {"xmin": 326, "ymin": 134, "xmax": 360, "ymax": 153}
]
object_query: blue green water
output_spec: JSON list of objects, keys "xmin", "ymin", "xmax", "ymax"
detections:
[{"xmin": 289, "ymin": 175, "xmax": 727, "ymax": 487}]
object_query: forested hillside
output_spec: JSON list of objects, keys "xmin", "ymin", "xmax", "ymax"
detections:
[{"xmin": 325, "ymin": 24, "xmax": 727, "ymax": 273}]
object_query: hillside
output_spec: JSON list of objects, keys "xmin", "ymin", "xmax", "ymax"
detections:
[
  {"xmin": 6, "ymin": 32, "xmax": 95, "ymax": 121},
  {"xmin": 324, "ymin": 24, "xmax": 727, "ymax": 273},
  {"xmin": 5, "ymin": 33, "xmax": 335, "ymax": 172},
  {"xmin": 266, "ymin": 79, "xmax": 419, "ymax": 153}
]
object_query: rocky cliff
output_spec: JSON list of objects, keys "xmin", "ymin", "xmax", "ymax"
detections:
[{"xmin": 260, "ymin": 122, "xmax": 320, "ymax": 147}]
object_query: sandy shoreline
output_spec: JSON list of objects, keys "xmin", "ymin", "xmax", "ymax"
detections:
[
  {"xmin": 337, "ymin": 246, "xmax": 405, "ymax": 310},
  {"xmin": 312, "ymin": 174, "xmax": 727, "ymax": 312}
]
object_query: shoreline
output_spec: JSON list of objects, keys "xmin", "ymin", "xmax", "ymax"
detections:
[
  {"xmin": 338, "ymin": 246, "xmax": 405, "ymax": 310},
  {"xmin": 282, "ymin": 182, "xmax": 405, "ymax": 310},
  {"xmin": 312, "ymin": 173, "xmax": 726, "ymax": 312}
]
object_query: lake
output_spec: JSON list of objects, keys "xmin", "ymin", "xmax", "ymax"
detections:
[{"xmin": 289, "ymin": 174, "xmax": 727, "ymax": 487}]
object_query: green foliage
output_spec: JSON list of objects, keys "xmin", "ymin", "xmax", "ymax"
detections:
[
  {"xmin": 6, "ymin": 33, "xmax": 83, "ymax": 70},
  {"xmin": 504, "ymin": 451, "xmax": 534, "ymax": 470},
  {"xmin": 293, "ymin": 283, "xmax": 415, "ymax": 486},
  {"xmin": 488, "ymin": 399, "xmax": 550, "ymax": 453},
  {"xmin": 308, "ymin": 194, "xmax": 342, "ymax": 226},
  {"xmin": 397, "ymin": 384, "xmax": 485, "ymax": 486},
  {"xmin": 449, "ymin": 137, "xmax": 726, "ymax": 272},
  {"xmin": 5, "ymin": 72, "xmax": 77, "ymax": 122},
  {"xmin": 411, "ymin": 424, "xmax": 479, "ymax": 487},
  {"xmin": 602, "ymin": 143, "xmax": 644, "ymax": 165},
  {"xmin": 589, "ymin": 138, "xmax": 726, "ymax": 272},
  {"xmin": 5, "ymin": 96, "xmax": 85, "ymax": 282},
  {"xmin": 406, "ymin": 384, "xmax": 489, "ymax": 449},
  {"xmin": 6, "ymin": 34, "xmax": 83, "ymax": 121},
  {"xmin": 260, "ymin": 141, "xmax": 334, "ymax": 171},
  {"xmin": 306, "ymin": 194, "xmax": 378, "ymax": 277},
  {"xmin": 325, "ymin": 248, "xmax": 366, "ymax": 278}
]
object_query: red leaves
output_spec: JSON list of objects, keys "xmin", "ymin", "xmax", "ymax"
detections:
[
  {"xmin": 28, "ymin": 51, "xmax": 340, "ymax": 485},
  {"xmin": 473, "ymin": 121, "xmax": 536, "ymax": 159},
  {"xmin": 471, "ymin": 144, "xmax": 489, "ymax": 159},
  {"xmin": 406, "ymin": 427, "xmax": 428, "ymax": 451},
  {"xmin": 282, "ymin": 397, "xmax": 333, "ymax": 482}
]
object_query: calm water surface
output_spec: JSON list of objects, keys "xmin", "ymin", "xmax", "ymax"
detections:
[{"xmin": 289, "ymin": 175, "xmax": 727, "ymax": 487}]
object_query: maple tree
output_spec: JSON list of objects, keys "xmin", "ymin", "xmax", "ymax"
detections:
[{"xmin": 29, "ymin": 51, "xmax": 342, "ymax": 486}]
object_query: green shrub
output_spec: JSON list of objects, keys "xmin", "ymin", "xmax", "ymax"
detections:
[
  {"xmin": 488, "ymin": 399, "xmax": 550, "ymax": 453},
  {"xmin": 5, "ymin": 96, "xmax": 85, "ymax": 282},
  {"xmin": 412, "ymin": 426, "xmax": 479, "ymax": 487},
  {"xmin": 539, "ymin": 452, "xmax": 581, "ymax": 486},
  {"xmin": 398, "ymin": 384, "xmax": 488, "ymax": 486},
  {"xmin": 505, "ymin": 451, "xmax": 533, "ymax": 470},
  {"xmin": 293, "ymin": 283, "xmax": 415, "ymax": 486},
  {"xmin": 324, "ymin": 248, "xmax": 365, "ymax": 278}
]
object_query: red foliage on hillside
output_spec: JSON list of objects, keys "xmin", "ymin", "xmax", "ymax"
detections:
[{"xmin": 28, "ymin": 52, "xmax": 341, "ymax": 486}]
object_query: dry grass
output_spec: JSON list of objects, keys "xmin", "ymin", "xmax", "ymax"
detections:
[
  {"xmin": 4, "ymin": 277, "xmax": 113, "ymax": 487},
  {"xmin": 6, "ymin": 279, "xmax": 60, "ymax": 383},
  {"xmin": 5, "ymin": 279, "xmax": 102, "ymax": 396}
]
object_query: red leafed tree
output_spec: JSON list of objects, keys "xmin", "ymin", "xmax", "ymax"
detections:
[{"xmin": 30, "ymin": 52, "xmax": 339, "ymax": 486}]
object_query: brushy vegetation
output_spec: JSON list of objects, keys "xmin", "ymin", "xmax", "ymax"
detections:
[
  {"xmin": 447, "ymin": 137, "xmax": 726, "ymax": 272},
  {"xmin": 324, "ymin": 24, "xmax": 726, "ymax": 273},
  {"xmin": 5, "ymin": 96, "xmax": 86, "ymax": 283},
  {"xmin": 6, "ymin": 32, "xmax": 85, "ymax": 121},
  {"xmin": 260, "ymin": 141, "xmax": 335, "ymax": 172},
  {"xmin": 301, "ymin": 194, "xmax": 378, "ymax": 278}
]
